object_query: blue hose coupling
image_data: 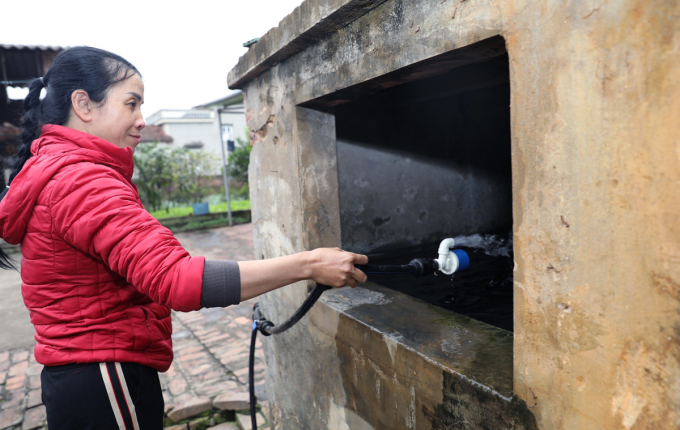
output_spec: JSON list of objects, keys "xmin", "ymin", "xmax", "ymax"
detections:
[
  {"xmin": 452, "ymin": 249, "xmax": 470, "ymax": 271},
  {"xmin": 436, "ymin": 238, "xmax": 470, "ymax": 274}
]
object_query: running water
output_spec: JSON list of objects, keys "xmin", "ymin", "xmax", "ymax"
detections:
[
  {"xmin": 366, "ymin": 232, "xmax": 514, "ymax": 332},
  {"xmin": 453, "ymin": 233, "xmax": 513, "ymax": 258}
]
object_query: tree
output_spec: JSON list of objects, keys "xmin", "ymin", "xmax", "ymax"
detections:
[
  {"xmin": 132, "ymin": 142, "xmax": 174, "ymax": 212},
  {"xmin": 227, "ymin": 129, "xmax": 251, "ymax": 183},
  {"xmin": 171, "ymin": 148, "xmax": 220, "ymax": 205},
  {"xmin": 133, "ymin": 143, "xmax": 220, "ymax": 211}
]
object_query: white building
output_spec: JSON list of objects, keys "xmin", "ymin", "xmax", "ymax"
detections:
[{"xmin": 146, "ymin": 91, "xmax": 247, "ymax": 165}]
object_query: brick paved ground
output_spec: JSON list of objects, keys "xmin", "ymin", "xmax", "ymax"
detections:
[{"xmin": 0, "ymin": 223, "xmax": 271, "ymax": 430}]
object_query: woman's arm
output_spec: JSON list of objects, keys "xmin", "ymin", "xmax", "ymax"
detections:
[{"xmin": 238, "ymin": 248, "xmax": 369, "ymax": 301}]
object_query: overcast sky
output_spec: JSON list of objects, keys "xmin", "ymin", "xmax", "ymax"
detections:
[{"xmin": 1, "ymin": 0, "xmax": 304, "ymax": 119}]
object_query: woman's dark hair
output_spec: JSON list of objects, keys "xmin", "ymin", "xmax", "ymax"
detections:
[{"xmin": 0, "ymin": 46, "xmax": 139, "ymax": 270}]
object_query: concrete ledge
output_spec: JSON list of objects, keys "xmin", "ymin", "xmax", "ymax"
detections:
[
  {"xmin": 304, "ymin": 282, "xmax": 535, "ymax": 428},
  {"xmin": 319, "ymin": 282, "xmax": 513, "ymax": 397},
  {"xmin": 227, "ymin": 0, "xmax": 388, "ymax": 89}
]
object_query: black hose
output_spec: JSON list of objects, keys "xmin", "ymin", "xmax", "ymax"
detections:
[
  {"xmin": 249, "ymin": 321, "xmax": 258, "ymax": 430},
  {"xmin": 247, "ymin": 258, "xmax": 439, "ymax": 429},
  {"xmin": 359, "ymin": 264, "xmax": 415, "ymax": 274},
  {"xmin": 249, "ymin": 283, "xmax": 331, "ymax": 429},
  {"xmin": 357, "ymin": 258, "xmax": 439, "ymax": 277},
  {"xmin": 257, "ymin": 283, "xmax": 331, "ymax": 336}
]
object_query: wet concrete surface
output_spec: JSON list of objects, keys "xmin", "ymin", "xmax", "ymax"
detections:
[{"xmin": 322, "ymin": 281, "xmax": 514, "ymax": 398}]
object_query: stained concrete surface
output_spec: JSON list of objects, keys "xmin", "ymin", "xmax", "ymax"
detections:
[{"xmin": 230, "ymin": 0, "xmax": 680, "ymax": 428}]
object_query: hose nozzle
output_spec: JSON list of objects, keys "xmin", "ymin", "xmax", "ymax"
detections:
[{"xmin": 436, "ymin": 238, "xmax": 470, "ymax": 275}]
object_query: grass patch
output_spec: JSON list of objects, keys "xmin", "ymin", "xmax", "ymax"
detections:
[
  {"xmin": 174, "ymin": 216, "xmax": 249, "ymax": 233},
  {"xmin": 149, "ymin": 200, "xmax": 250, "ymax": 220}
]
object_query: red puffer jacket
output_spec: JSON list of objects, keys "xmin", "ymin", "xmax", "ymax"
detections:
[{"xmin": 0, "ymin": 125, "xmax": 204, "ymax": 372}]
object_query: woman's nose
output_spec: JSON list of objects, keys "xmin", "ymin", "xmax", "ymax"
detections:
[{"xmin": 136, "ymin": 118, "xmax": 145, "ymax": 130}]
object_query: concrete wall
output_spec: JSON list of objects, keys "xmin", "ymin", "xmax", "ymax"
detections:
[{"xmin": 229, "ymin": 0, "xmax": 680, "ymax": 428}]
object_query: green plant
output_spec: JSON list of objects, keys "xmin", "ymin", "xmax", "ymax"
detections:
[
  {"xmin": 170, "ymin": 148, "xmax": 220, "ymax": 205},
  {"xmin": 132, "ymin": 142, "xmax": 174, "ymax": 212},
  {"xmin": 147, "ymin": 200, "xmax": 250, "ymax": 220},
  {"xmin": 227, "ymin": 129, "xmax": 251, "ymax": 185}
]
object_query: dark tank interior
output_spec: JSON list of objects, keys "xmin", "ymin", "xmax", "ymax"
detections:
[{"xmin": 335, "ymin": 53, "xmax": 514, "ymax": 331}]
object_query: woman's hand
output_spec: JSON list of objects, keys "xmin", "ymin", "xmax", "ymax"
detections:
[
  {"xmin": 238, "ymin": 248, "xmax": 369, "ymax": 301},
  {"xmin": 307, "ymin": 248, "xmax": 369, "ymax": 288}
]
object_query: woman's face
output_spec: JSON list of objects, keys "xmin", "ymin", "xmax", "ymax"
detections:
[{"xmin": 90, "ymin": 74, "xmax": 145, "ymax": 149}]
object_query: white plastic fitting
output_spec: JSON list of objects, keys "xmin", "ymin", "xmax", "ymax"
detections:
[{"xmin": 436, "ymin": 238, "xmax": 459, "ymax": 275}]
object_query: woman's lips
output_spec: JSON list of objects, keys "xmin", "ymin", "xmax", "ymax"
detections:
[{"xmin": 130, "ymin": 135, "xmax": 141, "ymax": 143}]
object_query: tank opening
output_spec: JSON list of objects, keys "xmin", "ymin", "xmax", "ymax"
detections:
[{"xmin": 334, "ymin": 51, "xmax": 514, "ymax": 331}]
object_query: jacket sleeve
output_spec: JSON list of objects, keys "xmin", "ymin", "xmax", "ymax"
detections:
[{"xmin": 50, "ymin": 164, "xmax": 204, "ymax": 312}]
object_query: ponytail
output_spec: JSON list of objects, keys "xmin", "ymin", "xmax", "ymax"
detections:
[
  {"xmin": 0, "ymin": 46, "xmax": 140, "ymax": 270},
  {"xmin": 0, "ymin": 77, "xmax": 45, "ymax": 269}
]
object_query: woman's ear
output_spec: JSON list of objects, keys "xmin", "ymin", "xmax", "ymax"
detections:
[{"xmin": 71, "ymin": 90, "xmax": 93, "ymax": 123}]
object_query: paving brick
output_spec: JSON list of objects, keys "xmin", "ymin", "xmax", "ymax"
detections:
[
  {"xmin": 220, "ymin": 354, "xmax": 249, "ymax": 369},
  {"xmin": 6, "ymin": 374, "xmax": 27, "ymax": 390},
  {"xmin": 189, "ymin": 364, "xmax": 212, "ymax": 376},
  {"xmin": 235, "ymin": 412, "xmax": 266, "ymax": 430},
  {"xmin": 233, "ymin": 331, "xmax": 249, "ymax": 340},
  {"xmin": 9, "ymin": 361, "xmax": 29, "ymax": 377},
  {"xmin": 163, "ymin": 392, "xmax": 173, "ymax": 410},
  {"xmin": 195, "ymin": 384, "xmax": 229, "ymax": 398},
  {"xmin": 167, "ymin": 396, "xmax": 212, "ymax": 423},
  {"xmin": 26, "ymin": 389, "xmax": 42, "ymax": 409},
  {"xmin": 260, "ymin": 401, "xmax": 270, "ymax": 422},
  {"xmin": 0, "ymin": 361, "xmax": 10, "ymax": 373},
  {"xmin": 0, "ymin": 371, "xmax": 6, "ymax": 385},
  {"xmin": 11, "ymin": 351, "xmax": 29, "ymax": 363},
  {"xmin": 25, "ymin": 363, "xmax": 42, "ymax": 377},
  {"xmin": 202, "ymin": 334, "xmax": 231, "ymax": 344},
  {"xmin": 196, "ymin": 370, "xmax": 223, "ymax": 382},
  {"xmin": 21, "ymin": 405, "xmax": 46, "ymax": 430},
  {"xmin": 234, "ymin": 317, "xmax": 250, "ymax": 326},
  {"xmin": 0, "ymin": 352, "xmax": 9, "ymax": 362},
  {"xmin": 206, "ymin": 422, "xmax": 239, "ymax": 430},
  {"xmin": 188, "ymin": 415, "xmax": 211, "ymax": 429},
  {"xmin": 28, "ymin": 375, "xmax": 41, "ymax": 390},
  {"xmin": 220, "ymin": 346, "xmax": 247, "ymax": 358},
  {"xmin": 232, "ymin": 367, "xmax": 251, "ymax": 380},
  {"xmin": 1, "ymin": 390, "xmax": 25, "ymax": 410},
  {"xmin": 178, "ymin": 346, "xmax": 203, "ymax": 357},
  {"xmin": 169, "ymin": 379, "xmax": 188, "ymax": 396},
  {"xmin": 0, "ymin": 407, "xmax": 23, "ymax": 429},
  {"xmin": 213, "ymin": 392, "xmax": 250, "ymax": 411},
  {"xmin": 180, "ymin": 352, "xmax": 209, "ymax": 362},
  {"xmin": 172, "ymin": 392, "xmax": 195, "ymax": 406}
]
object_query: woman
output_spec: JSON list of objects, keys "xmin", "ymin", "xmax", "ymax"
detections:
[{"xmin": 0, "ymin": 46, "xmax": 367, "ymax": 429}]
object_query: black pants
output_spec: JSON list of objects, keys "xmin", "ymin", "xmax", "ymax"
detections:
[{"xmin": 41, "ymin": 362, "xmax": 164, "ymax": 430}]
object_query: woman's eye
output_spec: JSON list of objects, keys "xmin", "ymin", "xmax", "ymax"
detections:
[{"xmin": 129, "ymin": 102, "xmax": 137, "ymax": 108}]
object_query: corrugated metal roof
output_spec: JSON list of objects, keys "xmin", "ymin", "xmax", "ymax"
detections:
[
  {"xmin": 0, "ymin": 44, "xmax": 65, "ymax": 51},
  {"xmin": 0, "ymin": 44, "xmax": 66, "ymax": 87}
]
